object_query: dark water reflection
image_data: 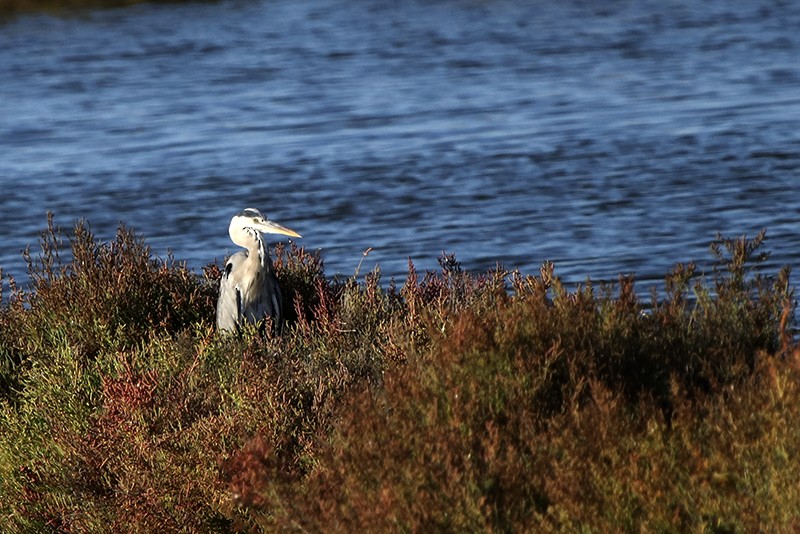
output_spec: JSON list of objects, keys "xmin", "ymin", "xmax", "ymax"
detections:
[{"xmin": 1, "ymin": 0, "xmax": 799, "ymax": 292}]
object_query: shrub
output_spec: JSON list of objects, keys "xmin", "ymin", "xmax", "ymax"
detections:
[
  {"xmin": 0, "ymin": 217, "xmax": 796, "ymax": 532},
  {"xmin": 226, "ymin": 234, "xmax": 797, "ymax": 532}
]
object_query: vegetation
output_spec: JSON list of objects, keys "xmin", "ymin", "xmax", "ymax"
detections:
[
  {"xmin": 0, "ymin": 0, "xmax": 197, "ymax": 18},
  {"xmin": 0, "ymin": 215, "xmax": 798, "ymax": 532}
]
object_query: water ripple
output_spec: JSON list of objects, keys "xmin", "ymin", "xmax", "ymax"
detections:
[{"xmin": 0, "ymin": 0, "xmax": 798, "ymax": 292}]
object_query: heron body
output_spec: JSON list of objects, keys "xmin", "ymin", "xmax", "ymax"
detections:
[{"xmin": 216, "ymin": 208, "xmax": 301, "ymax": 333}]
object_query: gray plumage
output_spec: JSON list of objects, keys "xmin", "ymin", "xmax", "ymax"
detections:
[{"xmin": 216, "ymin": 208, "xmax": 301, "ymax": 333}]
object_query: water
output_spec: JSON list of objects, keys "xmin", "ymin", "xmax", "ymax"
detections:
[{"xmin": 1, "ymin": 0, "xmax": 799, "ymax": 292}]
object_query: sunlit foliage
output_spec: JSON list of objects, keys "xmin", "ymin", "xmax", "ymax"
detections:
[{"xmin": 0, "ymin": 216, "xmax": 797, "ymax": 532}]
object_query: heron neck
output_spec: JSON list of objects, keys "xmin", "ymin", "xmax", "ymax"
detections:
[{"xmin": 249, "ymin": 230, "xmax": 268, "ymax": 270}]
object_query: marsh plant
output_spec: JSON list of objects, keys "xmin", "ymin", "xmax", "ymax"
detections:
[{"xmin": 0, "ymin": 216, "xmax": 797, "ymax": 532}]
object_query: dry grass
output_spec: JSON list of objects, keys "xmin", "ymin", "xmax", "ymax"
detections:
[{"xmin": 0, "ymin": 215, "xmax": 797, "ymax": 532}]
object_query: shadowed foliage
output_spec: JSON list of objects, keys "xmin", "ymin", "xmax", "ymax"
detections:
[
  {"xmin": 0, "ymin": 216, "xmax": 797, "ymax": 532},
  {"xmin": 0, "ymin": 0, "xmax": 203, "ymax": 18}
]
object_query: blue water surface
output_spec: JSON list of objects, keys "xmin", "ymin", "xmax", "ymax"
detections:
[{"xmin": 1, "ymin": 0, "xmax": 799, "ymax": 291}]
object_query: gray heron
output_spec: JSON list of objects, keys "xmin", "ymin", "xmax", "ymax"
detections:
[{"xmin": 216, "ymin": 208, "xmax": 301, "ymax": 333}]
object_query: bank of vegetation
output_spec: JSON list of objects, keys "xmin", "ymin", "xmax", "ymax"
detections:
[
  {"xmin": 1, "ymin": 215, "xmax": 798, "ymax": 532},
  {"xmin": 0, "ymin": 0, "xmax": 191, "ymax": 17}
]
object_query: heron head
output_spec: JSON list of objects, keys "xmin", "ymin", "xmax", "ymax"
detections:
[{"xmin": 229, "ymin": 208, "xmax": 301, "ymax": 247}]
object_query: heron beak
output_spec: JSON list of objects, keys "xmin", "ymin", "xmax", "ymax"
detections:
[{"xmin": 255, "ymin": 219, "xmax": 302, "ymax": 239}]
